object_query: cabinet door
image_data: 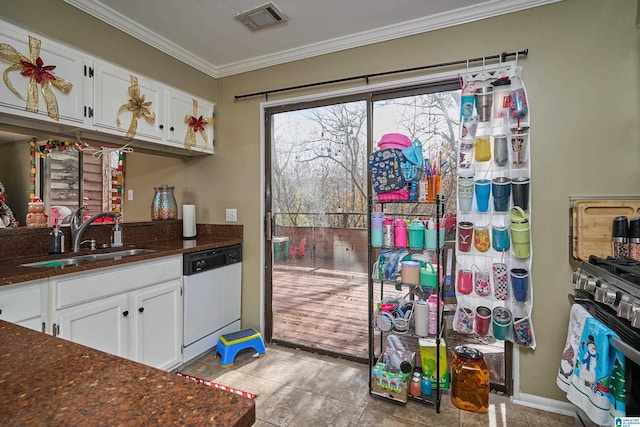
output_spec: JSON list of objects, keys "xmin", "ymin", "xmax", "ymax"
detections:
[
  {"xmin": 0, "ymin": 22, "xmax": 85, "ymax": 124},
  {"xmin": 164, "ymin": 89, "xmax": 214, "ymax": 153},
  {"xmin": 92, "ymin": 60, "xmax": 162, "ymax": 141},
  {"xmin": 56, "ymin": 294, "xmax": 131, "ymax": 359},
  {"xmin": 131, "ymin": 280, "xmax": 182, "ymax": 371},
  {"xmin": 0, "ymin": 280, "xmax": 45, "ymax": 332}
]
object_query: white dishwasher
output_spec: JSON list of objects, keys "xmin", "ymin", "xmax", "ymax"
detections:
[{"xmin": 182, "ymin": 244, "xmax": 242, "ymax": 364}]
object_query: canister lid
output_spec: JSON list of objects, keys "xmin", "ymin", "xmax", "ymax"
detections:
[
  {"xmin": 401, "ymin": 261, "xmax": 420, "ymax": 269},
  {"xmin": 454, "ymin": 345, "xmax": 484, "ymax": 360}
]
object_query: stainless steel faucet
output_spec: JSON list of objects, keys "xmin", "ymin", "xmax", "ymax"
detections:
[{"xmin": 70, "ymin": 206, "xmax": 121, "ymax": 252}]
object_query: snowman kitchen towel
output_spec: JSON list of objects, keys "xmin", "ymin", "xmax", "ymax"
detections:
[
  {"xmin": 566, "ymin": 316, "xmax": 626, "ymax": 425},
  {"xmin": 557, "ymin": 304, "xmax": 592, "ymax": 392}
]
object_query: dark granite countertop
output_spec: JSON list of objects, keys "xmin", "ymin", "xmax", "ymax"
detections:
[
  {"xmin": 0, "ymin": 320, "xmax": 255, "ymax": 426},
  {"xmin": 0, "ymin": 222, "xmax": 243, "ymax": 286}
]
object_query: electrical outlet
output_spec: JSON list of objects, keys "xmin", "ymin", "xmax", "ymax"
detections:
[
  {"xmin": 127, "ymin": 189, "xmax": 134, "ymax": 201},
  {"xmin": 225, "ymin": 208, "xmax": 237, "ymax": 222}
]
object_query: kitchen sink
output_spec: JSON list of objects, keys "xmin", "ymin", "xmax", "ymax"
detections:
[{"xmin": 21, "ymin": 249, "xmax": 158, "ymax": 268}]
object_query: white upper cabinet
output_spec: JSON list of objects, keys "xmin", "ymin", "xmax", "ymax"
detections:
[
  {"xmin": 91, "ymin": 59, "xmax": 163, "ymax": 141},
  {"xmin": 0, "ymin": 20, "xmax": 85, "ymax": 125},
  {"xmin": 0, "ymin": 18, "xmax": 214, "ymax": 156},
  {"xmin": 164, "ymin": 88, "xmax": 214, "ymax": 153}
]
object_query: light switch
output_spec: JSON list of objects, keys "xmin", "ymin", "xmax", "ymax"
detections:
[
  {"xmin": 128, "ymin": 189, "xmax": 134, "ymax": 201},
  {"xmin": 226, "ymin": 208, "xmax": 237, "ymax": 222}
]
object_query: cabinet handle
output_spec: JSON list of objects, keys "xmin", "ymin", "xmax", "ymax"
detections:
[
  {"xmin": 0, "ymin": 308, "xmax": 2, "ymax": 316},
  {"xmin": 138, "ymin": 307, "xmax": 144, "ymax": 313},
  {"xmin": 159, "ymin": 124, "xmax": 164, "ymax": 130},
  {"xmin": 89, "ymin": 67, "xmax": 94, "ymax": 78},
  {"xmin": 84, "ymin": 106, "xmax": 87, "ymax": 117},
  {"xmin": 123, "ymin": 310, "xmax": 129, "ymax": 317},
  {"xmin": 41, "ymin": 322, "xmax": 45, "ymax": 333},
  {"xmin": 88, "ymin": 107, "xmax": 94, "ymax": 118},
  {"xmin": 170, "ymin": 126, "xmax": 174, "ymax": 131}
]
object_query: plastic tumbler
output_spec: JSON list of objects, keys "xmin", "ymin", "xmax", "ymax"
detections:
[
  {"xmin": 474, "ymin": 179, "xmax": 491, "ymax": 213},
  {"xmin": 492, "ymin": 262, "xmax": 509, "ymax": 300},
  {"xmin": 457, "ymin": 171, "xmax": 475, "ymax": 213},
  {"xmin": 455, "ymin": 306, "xmax": 474, "ymax": 334},
  {"xmin": 513, "ymin": 317, "xmax": 532, "ymax": 346},
  {"xmin": 475, "ymin": 86, "xmax": 493, "ymax": 122},
  {"xmin": 491, "ymin": 177, "xmax": 512, "ymax": 212},
  {"xmin": 473, "ymin": 225, "xmax": 490, "ymax": 253},
  {"xmin": 456, "ymin": 269, "xmax": 473, "ymax": 295},
  {"xmin": 494, "ymin": 135, "xmax": 508, "ymax": 167},
  {"xmin": 492, "ymin": 307, "xmax": 512, "ymax": 340},
  {"xmin": 394, "ymin": 219, "xmax": 407, "ymax": 248},
  {"xmin": 492, "ymin": 225, "xmax": 510, "ymax": 252},
  {"xmin": 371, "ymin": 212, "xmax": 384, "ymax": 248},
  {"xmin": 474, "ymin": 269, "xmax": 491, "ymax": 297},
  {"xmin": 474, "ymin": 136, "xmax": 491, "ymax": 162},
  {"xmin": 475, "ymin": 306, "xmax": 492, "ymax": 336},
  {"xmin": 510, "ymin": 127, "xmax": 529, "ymax": 165},
  {"xmin": 511, "ymin": 177, "xmax": 530, "ymax": 211},
  {"xmin": 460, "ymin": 94, "xmax": 475, "ymax": 118},
  {"xmin": 510, "ymin": 268, "xmax": 529, "ymax": 303},
  {"xmin": 458, "ymin": 221, "xmax": 473, "ymax": 252}
]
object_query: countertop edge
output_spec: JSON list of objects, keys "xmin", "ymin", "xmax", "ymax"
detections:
[{"xmin": 0, "ymin": 236, "xmax": 243, "ymax": 286}]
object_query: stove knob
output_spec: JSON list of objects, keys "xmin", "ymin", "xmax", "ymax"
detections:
[
  {"xmin": 605, "ymin": 289, "xmax": 619, "ymax": 305},
  {"xmin": 586, "ymin": 277, "xmax": 598, "ymax": 293},
  {"xmin": 570, "ymin": 271, "xmax": 582, "ymax": 285},
  {"xmin": 577, "ymin": 275, "xmax": 590, "ymax": 291}
]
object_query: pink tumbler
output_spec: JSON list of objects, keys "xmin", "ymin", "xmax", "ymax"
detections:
[{"xmin": 394, "ymin": 219, "xmax": 408, "ymax": 248}]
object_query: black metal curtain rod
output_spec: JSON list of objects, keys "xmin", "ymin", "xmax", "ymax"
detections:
[{"xmin": 234, "ymin": 48, "xmax": 528, "ymax": 101}]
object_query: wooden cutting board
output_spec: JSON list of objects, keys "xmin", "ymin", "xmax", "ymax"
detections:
[{"xmin": 572, "ymin": 199, "xmax": 640, "ymax": 261}]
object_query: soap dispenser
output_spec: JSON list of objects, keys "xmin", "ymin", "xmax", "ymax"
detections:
[
  {"xmin": 49, "ymin": 220, "xmax": 64, "ymax": 254},
  {"xmin": 111, "ymin": 218, "xmax": 123, "ymax": 247}
]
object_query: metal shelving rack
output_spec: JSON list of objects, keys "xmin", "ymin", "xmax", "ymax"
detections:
[{"xmin": 368, "ymin": 195, "xmax": 445, "ymax": 413}]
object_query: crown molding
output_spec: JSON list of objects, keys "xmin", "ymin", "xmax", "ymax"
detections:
[
  {"xmin": 64, "ymin": 0, "xmax": 560, "ymax": 78},
  {"xmin": 63, "ymin": 0, "xmax": 220, "ymax": 77}
]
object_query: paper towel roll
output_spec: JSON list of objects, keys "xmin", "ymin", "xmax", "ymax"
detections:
[
  {"xmin": 413, "ymin": 300, "xmax": 429, "ymax": 337},
  {"xmin": 182, "ymin": 204, "xmax": 196, "ymax": 238}
]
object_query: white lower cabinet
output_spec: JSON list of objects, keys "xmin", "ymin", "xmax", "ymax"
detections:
[
  {"xmin": 132, "ymin": 279, "xmax": 182, "ymax": 370},
  {"xmin": 0, "ymin": 279, "xmax": 47, "ymax": 332},
  {"xmin": 51, "ymin": 256, "xmax": 183, "ymax": 371},
  {"xmin": 56, "ymin": 293, "xmax": 131, "ymax": 359}
]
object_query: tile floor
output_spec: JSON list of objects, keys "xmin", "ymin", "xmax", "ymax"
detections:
[{"xmin": 181, "ymin": 344, "xmax": 574, "ymax": 427}]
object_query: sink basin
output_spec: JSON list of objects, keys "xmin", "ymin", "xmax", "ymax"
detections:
[{"xmin": 21, "ymin": 248, "xmax": 158, "ymax": 268}]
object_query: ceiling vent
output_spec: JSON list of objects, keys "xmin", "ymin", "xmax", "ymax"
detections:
[{"xmin": 234, "ymin": 2, "xmax": 288, "ymax": 32}]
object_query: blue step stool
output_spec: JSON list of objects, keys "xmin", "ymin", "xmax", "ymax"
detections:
[{"xmin": 216, "ymin": 329, "xmax": 266, "ymax": 368}]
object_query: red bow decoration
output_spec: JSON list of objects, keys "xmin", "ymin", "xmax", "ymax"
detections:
[
  {"xmin": 20, "ymin": 57, "xmax": 56, "ymax": 84},
  {"xmin": 0, "ymin": 36, "xmax": 72, "ymax": 120},
  {"xmin": 184, "ymin": 99, "xmax": 213, "ymax": 151},
  {"xmin": 188, "ymin": 115, "xmax": 207, "ymax": 133},
  {"xmin": 0, "ymin": 36, "xmax": 73, "ymax": 120}
]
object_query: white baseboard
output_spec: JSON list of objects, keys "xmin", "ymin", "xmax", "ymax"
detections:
[{"xmin": 512, "ymin": 392, "xmax": 576, "ymax": 417}]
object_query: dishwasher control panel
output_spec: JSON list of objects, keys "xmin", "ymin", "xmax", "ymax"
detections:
[{"xmin": 183, "ymin": 244, "xmax": 242, "ymax": 275}]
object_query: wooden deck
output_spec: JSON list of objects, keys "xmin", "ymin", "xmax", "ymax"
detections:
[
  {"xmin": 272, "ymin": 265, "xmax": 370, "ymax": 360},
  {"xmin": 272, "ymin": 265, "xmax": 507, "ymax": 385}
]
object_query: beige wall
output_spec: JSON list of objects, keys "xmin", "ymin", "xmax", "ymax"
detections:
[
  {"xmin": 215, "ymin": 0, "xmax": 640, "ymax": 401},
  {"xmin": 2, "ymin": 0, "xmax": 640, "ymax": 402}
]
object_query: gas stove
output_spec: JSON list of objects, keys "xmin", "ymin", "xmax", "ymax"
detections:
[
  {"xmin": 570, "ymin": 256, "xmax": 640, "ymax": 363},
  {"xmin": 570, "ymin": 256, "xmax": 640, "ymax": 422}
]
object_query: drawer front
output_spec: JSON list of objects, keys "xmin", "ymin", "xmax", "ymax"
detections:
[
  {"xmin": 55, "ymin": 256, "xmax": 181, "ymax": 309},
  {"xmin": 0, "ymin": 281, "xmax": 42, "ymax": 323}
]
